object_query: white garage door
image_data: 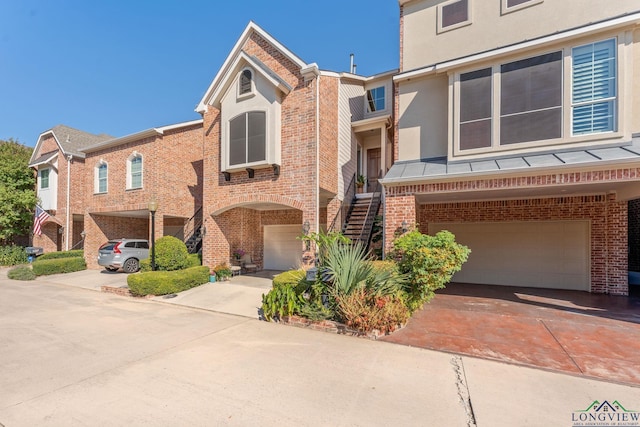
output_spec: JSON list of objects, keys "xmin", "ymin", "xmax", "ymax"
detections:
[
  {"xmin": 428, "ymin": 221, "xmax": 590, "ymax": 291},
  {"xmin": 264, "ymin": 225, "xmax": 302, "ymax": 270}
]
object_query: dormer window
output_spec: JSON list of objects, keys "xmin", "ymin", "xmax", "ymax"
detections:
[
  {"xmin": 239, "ymin": 68, "xmax": 254, "ymax": 97},
  {"xmin": 366, "ymin": 86, "xmax": 386, "ymax": 113}
]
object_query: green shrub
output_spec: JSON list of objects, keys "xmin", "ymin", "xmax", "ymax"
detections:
[
  {"xmin": 187, "ymin": 253, "xmax": 201, "ymax": 267},
  {"xmin": 139, "ymin": 257, "xmax": 151, "ymax": 272},
  {"xmin": 127, "ymin": 266, "xmax": 209, "ymax": 296},
  {"xmin": 0, "ymin": 245, "xmax": 28, "ymax": 266},
  {"xmin": 32, "ymin": 257, "xmax": 87, "ymax": 276},
  {"xmin": 7, "ymin": 265, "xmax": 36, "ymax": 280},
  {"xmin": 154, "ymin": 236, "xmax": 190, "ymax": 271},
  {"xmin": 38, "ymin": 250, "xmax": 84, "ymax": 260},
  {"xmin": 390, "ymin": 230, "xmax": 470, "ymax": 312},
  {"xmin": 273, "ymin": 269, "xmax": 306, "ymax": 288},
  {"xmin": 261, "ymin": 284, "xmax": 306, "ymax": 321}
]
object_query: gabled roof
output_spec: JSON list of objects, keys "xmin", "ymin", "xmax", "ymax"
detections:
[
  {"xmin": 29, "ymin": 124, "xmax": 114, "ymax": 166},
  {"xmin": 81, "ymin": 119, "xmax": 203, "ymax": 154},
  {"xmin": 196, "ymin": 21, "xmax": 315, "ymax": 113}
]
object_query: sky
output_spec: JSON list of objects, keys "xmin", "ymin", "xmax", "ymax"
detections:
[{"xmin": 0, "ymin": 0, "xmax": 400, "ymax": 147}]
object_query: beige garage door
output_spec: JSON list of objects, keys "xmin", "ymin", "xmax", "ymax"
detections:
[
  {"xmin": 428, "ymin": 221, "xmax": 590, "ymax": 291},
  {"xmin": 263, "ymin": 225, "xmax": 302, "ymax": 271}
]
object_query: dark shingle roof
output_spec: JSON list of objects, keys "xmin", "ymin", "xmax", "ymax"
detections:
[{"xmin": 48, "ymin": 125, "xmax": 114, "ymax": 156}]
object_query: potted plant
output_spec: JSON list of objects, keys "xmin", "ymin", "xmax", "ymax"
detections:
[
  {"xmin": 233, "ymin": 248, "xmax": 245, "ymax": 261},
  {"xmin": 209, "ymin": 270, "xmax": 216, "ymax": 283},
  {"xmin": 214, "ymin": 263, "xmax": 232, "ymax": 281},
  {"xmin": 356, "ymin": 174, "xmax": 366, "ymax": 193}
]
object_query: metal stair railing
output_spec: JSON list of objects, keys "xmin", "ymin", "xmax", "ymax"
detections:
[
  {"xmin": 176, "ymin": 206, "xmax": 203, "ymax": 253},
  {"xmin": 356, "ymin": 181, "xmax": 382, "ymax": 249},
  {"xmin": 329, "ymin": 173, "xmax": 356, "ymax": 233}
]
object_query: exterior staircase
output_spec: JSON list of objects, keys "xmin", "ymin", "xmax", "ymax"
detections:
[
  {"xmin": 176, "ymin": 207, "xmax": 204, "ymax": 254},
  {"xmin": 339, "ymin": 183, "xmax": 382, "ymax": 251}
]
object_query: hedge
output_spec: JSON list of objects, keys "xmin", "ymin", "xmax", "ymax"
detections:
[
  {"xmin": 0, "ymin": 245, "xmax": 28, "ymax": 266},
  {"xmin": 140, "ymin": 252, "xmax": 201, "ymax": 272},
  {"xmin": 38, "ymin": 250, "xmax": 84, "ymax": 260},
  {"xmin": 127, "ymin": 266, "xmax": 209, "ymax": 296},
  {"xmin": 32, "ymin": 257, "xmax": 87, "ymax": 276},
  {"xmin": 7, "ymin": 265, "xmax": 36, "ymax": 281}
]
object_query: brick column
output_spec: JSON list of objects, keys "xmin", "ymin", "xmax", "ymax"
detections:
[
  {"xmin": 606, "ymin": 195, "xmax": 628, "ymax": 295},
  {"xmin": 383, "ymin": 192, "xmax": 416, "ymax": 255}
]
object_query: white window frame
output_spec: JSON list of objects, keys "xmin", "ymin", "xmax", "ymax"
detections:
[
  {"xmin": 452, "ymin": 36, "xmax": 621, "ymax": 157},
  {"xmin": 94, "ymin": 160, "xmax": 108, "ymax": 194},
  {"xmin": 126, "ymin": 152, "xmax": 143, "ymax": 190},
  {"xmin": 228, "ymin": 110, "xmax": 268, "ymax": 168},
  {"xmin": 237, "ymin": 67, "xmax": 255, "ymax": 100},
  {"xmin": 39, "ymin": 167, "xmax": 50, "ymax": 190},
  {"xmin": 501, "ymin": 0, "xmax": 543, "ymax": 15},
  {"xmin": 437, "ymin": 0, "xmax": 472, "ymax": 34},
  {"xmin": 365, "ymin": 86, "xmax": 386, "ymax": 113}
]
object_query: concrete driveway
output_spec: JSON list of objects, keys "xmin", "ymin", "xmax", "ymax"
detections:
[{"xmin": 2, "ymin": 270, "xmax": 640, "ymax": 426}]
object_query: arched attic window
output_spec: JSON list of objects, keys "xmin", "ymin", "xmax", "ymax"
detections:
[
  {"xmin": 95, "ymin": 160, "xmax": 108, "ymax": 193},
  {"xmin": 239, "ymin": 68, "xmax": 254, "ymax": 96},
  {"xmin": 127, "ymin": 152, "xmax": 143, "ymax": 189}
]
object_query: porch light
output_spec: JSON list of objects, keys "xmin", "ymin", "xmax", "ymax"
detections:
[
  {"xmin": 302, "ymin": 220, "xmax": 310, "ymax": 235},
  {"xmin": 80, "ymin": 230, "xmax": 86, "ymax": 240},
  {"xmin": 401, "ymin": 221, "xmax": 408, "ymax": 233}
]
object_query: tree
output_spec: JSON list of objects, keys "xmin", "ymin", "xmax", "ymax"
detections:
[{"xmin": 0, "ymin": 139, "xmax": 37, "ymax": 244}]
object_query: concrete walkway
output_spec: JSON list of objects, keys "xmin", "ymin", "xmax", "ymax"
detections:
[
  {"xmin": 12, "ymin": 267, "xmax": 640, "ymax": 388},
  {"xmin": 2, "ymin": 271, "xmax": 640, "ymax": 426}
]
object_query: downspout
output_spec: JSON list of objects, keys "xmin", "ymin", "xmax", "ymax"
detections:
[
  {"xmin": 65, "ymin": 154, "xmax": 72, "ymax": 250},
  {"xmin": 316, "ymin": 74, "xmax": 321, "ymax": 235}
]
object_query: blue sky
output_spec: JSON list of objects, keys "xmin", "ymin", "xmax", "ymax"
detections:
[{"xmin": 0, "ymin": 0, "xmax": 400, "ymax": 147}]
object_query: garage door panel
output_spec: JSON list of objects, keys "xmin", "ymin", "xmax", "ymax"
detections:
[
  {"xmin": 264, "ymin": 225, "xmax": 302, "ymax": 271},
  {"xmin": 428, "ymin": 221, "xmax": 589, "ymax": 291}
]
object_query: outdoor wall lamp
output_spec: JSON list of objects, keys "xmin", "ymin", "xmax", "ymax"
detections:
[
  {"xmin": 401, "ymin": 220, "xmax": 408, "ymax": 233},
  {"xmin": 148, "ymin": 198, "xmax": 158, "ymax": 271},
  {"xmin": 302, "ymin": 220, "xmax": 310, "ymax": 235},
  {"xmin": 80, "ymin": 230, "xmax": 87, "ymax": 240}
]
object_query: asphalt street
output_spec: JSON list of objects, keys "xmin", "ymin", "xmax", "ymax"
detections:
[{"xmin": 1, "ymin": 273, "xmax": 639, "ymax": 426}]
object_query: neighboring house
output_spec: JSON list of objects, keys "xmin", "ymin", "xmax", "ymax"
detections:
[
  {"xmin": 197, "ymin": 22, "xmax": 395, "ymax": 271},
  {"xmin": 29, "ymin": 125, "xmax": 113, "ymax": 252},
  {"xmin": 79, "ymin": 120, "xmax": 204, "ymax": 269},
  {"xmin": 385, "ymin": 0, "xmax": 640, "ymax": 294}
]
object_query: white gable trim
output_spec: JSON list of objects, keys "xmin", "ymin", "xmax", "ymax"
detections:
[
  {"xmin": 196, "ymin": 21, "xmax": 308, "ymax": 113},
  {"xmin": 29, "ymin": 130, "xmax": 65, "ymax": 165},
  {"xmin": 206, "ymin": 52, "xmax": 293, "ymax": 109}
]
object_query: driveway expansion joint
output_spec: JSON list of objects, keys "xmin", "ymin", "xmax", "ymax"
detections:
[
  {"xmin": 539, "ymin": 319, "xmax": 583, "ymax": 374},
  {"xmin": 451, "ymin": 355, "xmax": 477, "ymax": 427}
]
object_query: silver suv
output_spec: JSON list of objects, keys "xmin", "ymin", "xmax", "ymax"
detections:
[{"xmin": 98, "ymin": 239, "xmax": 149, "ymax": 273}]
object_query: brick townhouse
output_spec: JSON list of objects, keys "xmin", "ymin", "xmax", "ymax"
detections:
[{"xmin": 385, "ymin": 0, "xmax": 640, "ymax": 295}]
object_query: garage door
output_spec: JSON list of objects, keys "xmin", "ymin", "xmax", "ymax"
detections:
[
  {"xmin": 428, "ymin": 221, "xmax": 590, "ymax": 291},
  {"xmin": 264, "ymin": 225, "xmax": 302, "ymax": 270}
]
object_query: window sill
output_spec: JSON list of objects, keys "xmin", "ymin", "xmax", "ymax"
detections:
[{"xmin": 223, "ymin": 160, "xmax": 271, "ymax": 173}]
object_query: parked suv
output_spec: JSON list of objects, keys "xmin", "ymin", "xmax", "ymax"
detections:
[{"xmin": 98, "ymin": 239, "xmax": 149, "ymax": 273}]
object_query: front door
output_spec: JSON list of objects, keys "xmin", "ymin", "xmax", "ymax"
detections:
[{"xmin": 367, "ymin": 148, "xmax": 381, "ymax": 192}]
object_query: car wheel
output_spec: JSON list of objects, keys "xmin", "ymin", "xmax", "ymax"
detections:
[
  {"xmin": 122, "ymin": 258, "xmax": 140, "ymax": 274},
  {"xmin": 104, "ymin": 267, "xmax": 118, "ymax": 272}
]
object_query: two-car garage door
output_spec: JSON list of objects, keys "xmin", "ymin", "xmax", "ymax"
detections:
[{"xmin": 428, "ymin": 221, "xmax": 590, "ymax": 291}]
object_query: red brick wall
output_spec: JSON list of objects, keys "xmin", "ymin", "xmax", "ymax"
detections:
[
  {"xmin": 319, "ymin": 76, "xmax": 339, "ymax": 194},
  {"xmin": 201, "ymin": 31, "xmax": 319, "ymax": 269},
  {"xmin": 83, "ymin": 123, "xmax": 203, "ymax": 269}
]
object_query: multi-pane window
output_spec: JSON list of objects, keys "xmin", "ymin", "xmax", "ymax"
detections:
[
  {"xmin": 366, "ymin": 86, "xmax": 385, "ymax": 113},
  {"xmin": 97, "ymin": 163, "xmax": 107, "ymax": 193},
  {"xmin": 239, "ymin": 69, "xmax": 253, "ymax": 96},
  {"xmin": 439, "ymin": 0, "xmax": 470, "ymax": 31},
  {"xmin": 229, "ymin": 111, "xmax": 266, "ymax": 166},
  {"xmin": 129, "ymin": 155, "xmax": 142, "ymax": 189},
  {"xmin": 39, "ymin": 168, "xmax": 50, "ymax": 189},
  {"xmin": 456, "ymin": 38, "xmax": 617, "ymax": 154},
  {"xmin": 459, "ymin": 68, "xmax": 492, "ymax": 150},
  {"xmin": 500, "ymin": 52, "xmax": 562, "ymax": 145},
  {"xmin": 572, "ymin": 39, "xmax": 616, "ymax": 135}
]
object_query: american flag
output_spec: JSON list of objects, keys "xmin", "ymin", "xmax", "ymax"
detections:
[{"xmin": 33, "ymin": 206, "xmax": 50, "ymax": 236}]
